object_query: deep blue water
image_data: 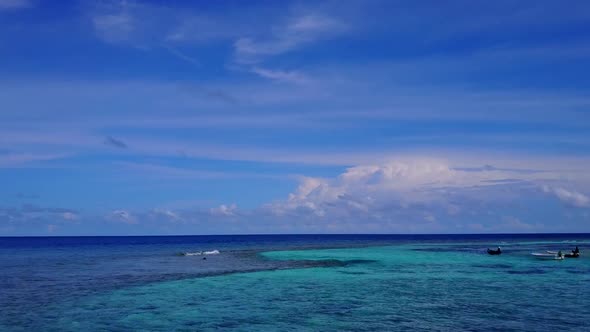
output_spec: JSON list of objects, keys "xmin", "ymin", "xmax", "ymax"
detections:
[{"xmin": 1, "ymin": 234, "xmax": 589, "ymax": 331}]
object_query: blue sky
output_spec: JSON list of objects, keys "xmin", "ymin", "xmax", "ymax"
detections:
[{"xmin": 1, "ymin": 0, "xmax": 590, "ymax": 235}]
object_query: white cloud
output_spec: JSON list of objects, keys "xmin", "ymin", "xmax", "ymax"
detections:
[
  {"xmin": 251, "ymin": 67, "xmax": 309, "ymax": 84},
  {"xmin": 267, "ymin": 177, "xmax": 334, "ymax": 217},
  {"xmin": 543, "ymin": 186, "xmax": 590, "ymax": 208},
  {"xmin": 90, "ymin": 1, "xmax": 253, "ymax": 49},
  {"xmin": 4, "ymin": 78, "xmax": 590, "ymax": 133},
  {"xmin": 259, "ymin": 158, "xmax": 589, "ymax": 232},
  {"xmin": 0, "ymin": 152, "xmax": 70, "ymax": 167},
  {"xmin": 424, "ymin": 214, "xmax": 436, "ymax": 222},
  {"xmin": 148, "ymin": 208, "xmax": 181, "ymax": 222},
  {"xmin": 61, "ymin": 212, "xmax": 79, "ymax": 221},
  {"xmin": 162, "ymin": 46, "xmax": 199, "ymax": 65},
  {"xmin": 90, "ymin": 1, "xmax": 180, "ymax": 47},
  {"xmin": 234, "ymin": 13, "xmax": 347, "ymax": 63},
  {"xmin": 115, "ymin": 161, "xmax": 281, "ymax": 181},
  {"xmin": 93, "ymin": 12, "xmax": 135, "ymax": 44},
  {"xmin": 210, "ymin": 204, "xmax": 238, "ymax": 217},
  {"xmin": 265, "ymin": 160, "xmax": 454, "ymax": 218},
  {"xmin": 337, "ymin": 159, "xmax": 456, "ymax": 190},
  {"xmin": 4, "ymin": 155, "xmax": 587, "ymax": 234},
  {"xmin": 164, "ymin": 15, "xmax": 247, "ymax": 43},
  {"xmin": 0, "ymin": 0, "xmax": 31, "ymax": 10}
]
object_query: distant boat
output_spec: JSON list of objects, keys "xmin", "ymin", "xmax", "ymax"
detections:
[
  {"xmin": 487, "ymin": 248, "xmax": 502, "ymax": 255},
  {"xmin": 546, "ymin": 250, "xmax": 580, "ymax": 258},
  {"xmin": 531, "ymin": 252, "xmax": 563, "ymax": 260}
]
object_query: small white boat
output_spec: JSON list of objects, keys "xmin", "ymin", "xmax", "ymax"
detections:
[
  {"xmin": 531, "ymin": 252, "xmax": 563, "ymax": 260},
  {"xmin": 547, "ymin": 250, "xmax": 580, "ymax": 258}
]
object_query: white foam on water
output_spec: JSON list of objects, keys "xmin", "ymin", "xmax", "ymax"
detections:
[{"xmin": 182, "ymin": 250, "xmax": 220, "ymax": 256}]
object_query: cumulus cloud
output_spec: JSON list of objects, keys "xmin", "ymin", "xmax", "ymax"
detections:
[
  {"xmin": 3, "ymin": 158, "xmax": 589, "ymax": 235},
  {"xmin": 210, "ymin": 204, "xmax": 238, "ymax": 217},
  {"xmin": 256, "ymin": 158, "xmax": 588, "ymax": 232},
  {"xmin": 274, "ymin": 159, "xmax": 498, "ymax": 211},
  {"xmin": 266, "ymin": 160, "xmax": 450, "ymax": 220},
  {"xmin": 543, "ymin": 186, "xmax": 590, "ymax": 208}
]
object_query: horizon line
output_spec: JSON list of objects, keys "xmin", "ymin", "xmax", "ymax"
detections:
[{"xmin": 2, "ymin": 232, "xmax": 590, "ymax": 238}]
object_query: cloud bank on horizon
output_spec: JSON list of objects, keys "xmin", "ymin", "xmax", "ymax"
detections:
[{"xmin": 1, "ymin": 0, "xmax": 590, "ymax": 235}]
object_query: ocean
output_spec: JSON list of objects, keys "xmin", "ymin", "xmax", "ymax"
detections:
[{"xmin": 1, "ymin": 234, "xmax": 589, "ymax": 331}]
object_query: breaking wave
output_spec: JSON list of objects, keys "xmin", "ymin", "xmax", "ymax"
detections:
[{"xmin": 179, "ymin": 250, "xmax": 221, "ymax": 256}]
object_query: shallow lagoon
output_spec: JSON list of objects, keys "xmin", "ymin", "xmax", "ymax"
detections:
[{"xmin": 1, "ymin": 235, "xmax": 589, "ymax": 331}]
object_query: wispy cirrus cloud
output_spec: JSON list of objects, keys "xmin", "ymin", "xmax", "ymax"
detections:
[
  {"xmin": 162, "ymin": 45, "xmax": 200, "ymax": 65},
  {"xmin": 90, "ymin": 1, "xmax": 257, "ymax": 53},
  {"xmin": 233, "ymin": 12, "xmax": 348, "ymax": 84},
  {"xmin": 0, "ymin": 152, "xmax": 70, "ymax": 167},
  {"xmin": 164, "ymin": 14, "xmax": 250, "ymax": 43},
  {"xmin": 234, "ymin": 13, "xmax": 347, "ymax": 63},
  {"xmin": 92, "ymin": 9, "xmax": 135, "ymax": 44},
  {"xmin": 543, "ymin": 186, "xmax": 590, "ymax": 208},
  {"xmin": 4, "ymin": 78, "xmax": 590, "ymax": 136},
  {"xmin": 250, "ymin": 67, "xmax": 309, "ymax": 84},
  {"xmin": 4, "ymin": 122, "xmax": 590, "ymax": 169},
  {"xmin": 90, "ymin": 1, "xmax": 209, "ymax": 65},
  {"xmin": 0, "ymin": 0, "xmax": 32, "ymax": 10},
  {"xmin": 114, "ymin": 161, "xmax": 286, "ymax": 180},
  {"xmin": 90, "ymin": 0, "xmax": 181, "ymax": 47}
]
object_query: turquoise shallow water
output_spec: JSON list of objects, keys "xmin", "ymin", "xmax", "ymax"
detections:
[{"xmin": 6, "ymin": 240, "xmax": 588, "ymax": 331}]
